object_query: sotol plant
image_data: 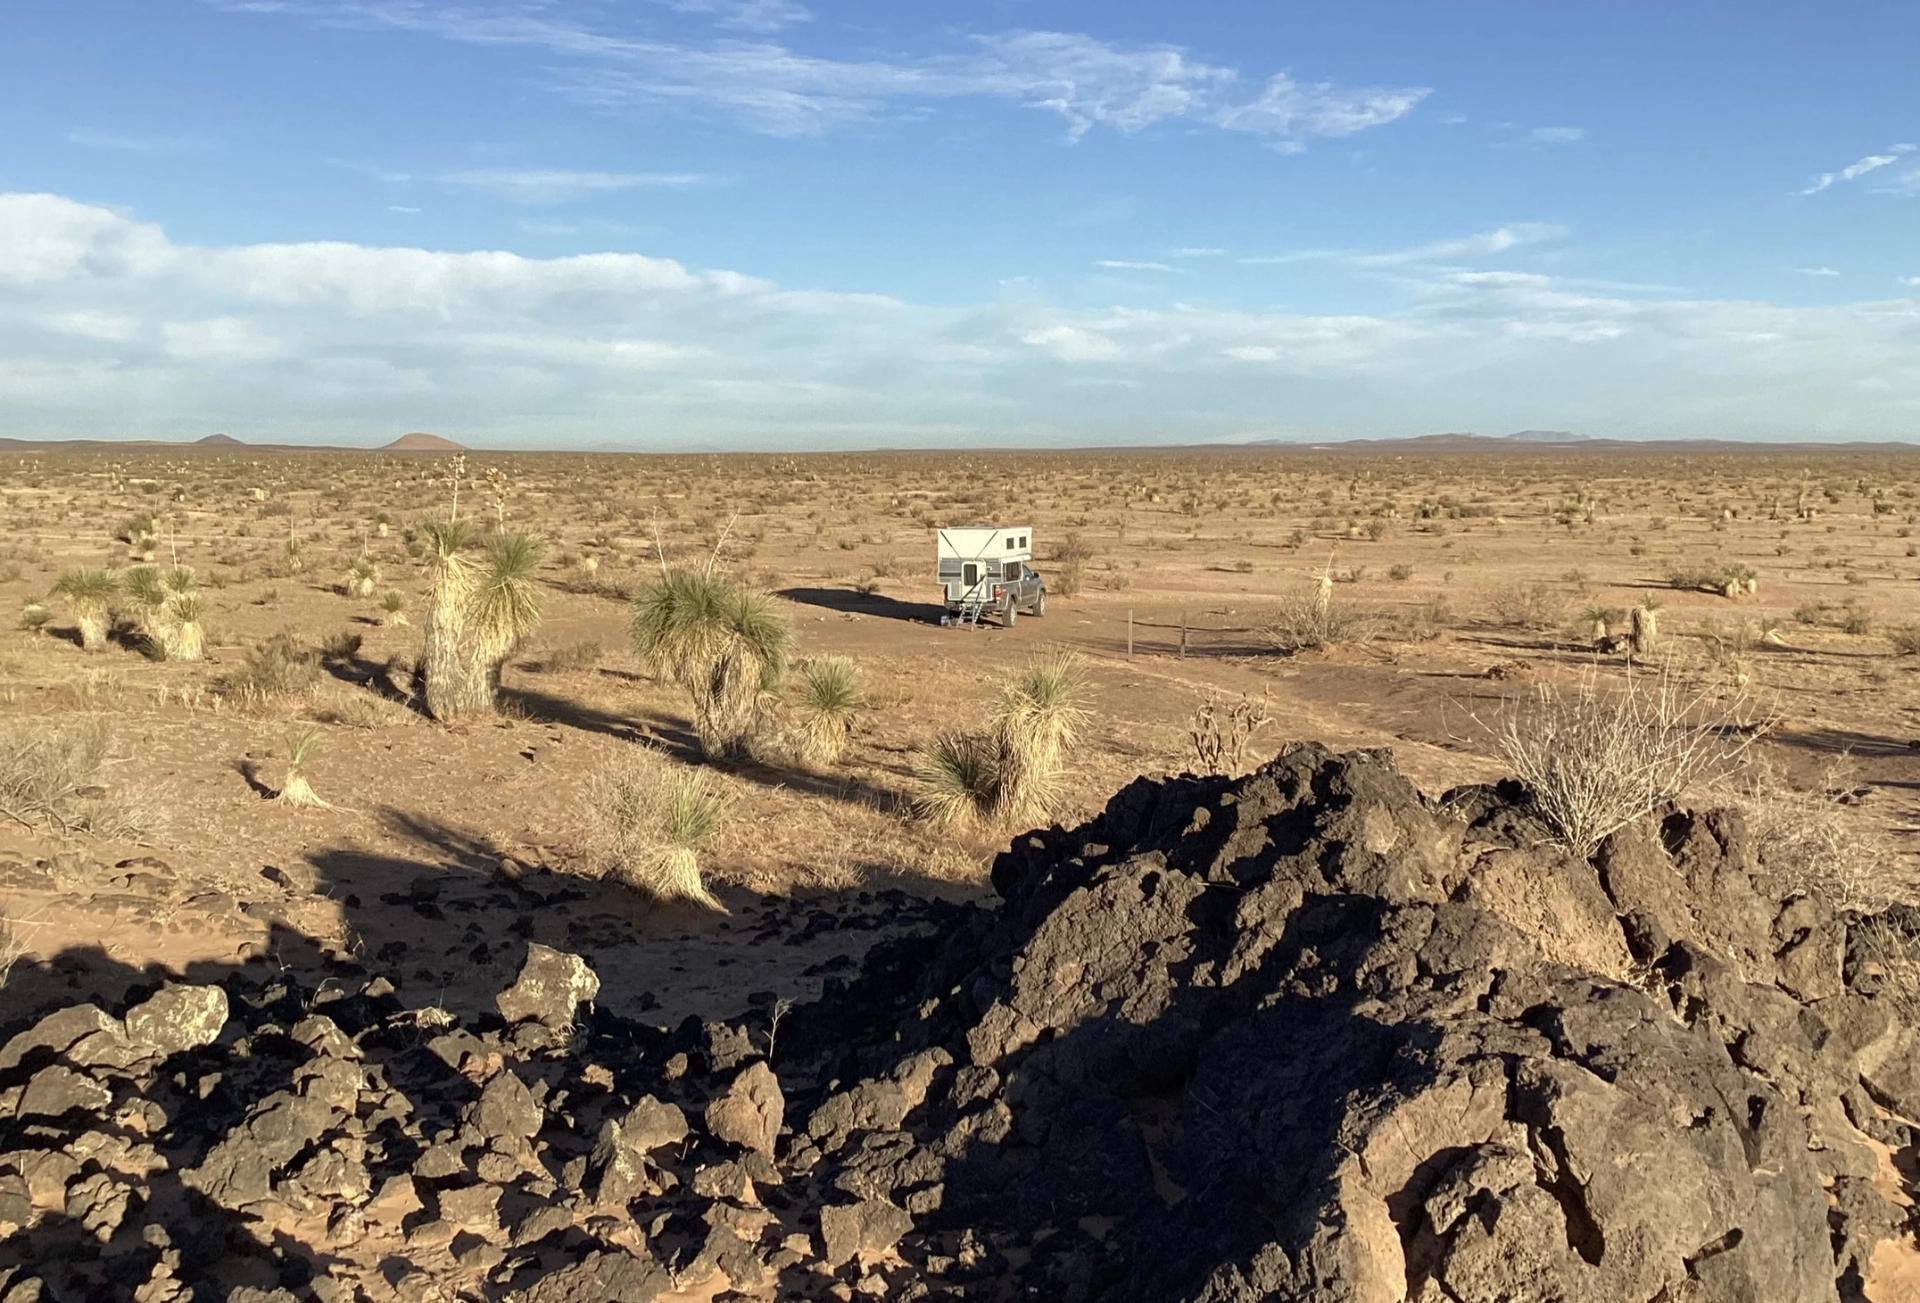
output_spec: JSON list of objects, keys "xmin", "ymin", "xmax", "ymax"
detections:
[
  {"xmin": 419, "ymin": 519, "xmax": 478, "ymax": 720},
  {"xmin": 586, "ymin": 748, "xmax": 730, "ymax": 908},
  {"xmin": 913, "ymin": 650, "xmax": 1089, "ymax": 826},
  {"xmin": 275, "ymin": 727, "xmax": 331, "ymax": 808},
  {"xmin": 346, "ymin": 556, "xmax": 381, "ymax": 599},
  {"xmin": 630, "ymin": 569, "xmax": 793, "ymax": 759},
  {"xmin": 792, "ymin": 656, "xmax": 861, "ymax": 764}
]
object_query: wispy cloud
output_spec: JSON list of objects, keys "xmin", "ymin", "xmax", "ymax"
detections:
[
  {"xmin": 1802, "ymin": 144, "xmax": 1915, "ymax": 195},
  {"xmin": 66, "ymin": 128, "xmax": 213, "ymax": 153},
  {"xmin": 387, "ymin": 205, "xmax": 421, "ymax": 214},
  {"xmin": 1352, "ymin": 223, "xmax": 1567, "ymax": 266},
  {"xmin": 1095, "ymin": 259, "xmax": 1174, "ymax": 272},
  {"xmin": 1525, "ymin": 126, "xmax": 1584, "ymax": 144},
  {"xmin": 216, "ymin": 4, "xmax": 1427, "ymax": 145},
  {"xmin": 1796, "ymin": 266, "xmax": 1840, "ymax": 277},
  {"xmin": 659, "ymin": 0, "xmax": 809, "ymax": 34},
  {"xmin": 439, "ymin": 169, "xmax": 708, "ymax": 203},
  {"xmin": 1172, "ymin": 247, "xmax": 1226, "ymax": 257}
]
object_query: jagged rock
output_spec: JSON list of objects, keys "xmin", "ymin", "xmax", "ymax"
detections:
[
  {"xmin": 496, "ymin": 945, "xmax": 599, "ymax": 1029},
  {"xmin": 617, "ymin": 1095, "xmax": 689, "ymax": 1154},
  {"xmin": 819, "ymin": 1198, "xmax": 914, "ymax": 1268},
  {"xmin": 471, "ymin": 1068, "xmax": 543, "ymax": 1143},
  {"xmin": 437, "ymin": 1182, "xmax": 503, "ymax": 1232},
  {"xmin": 704, "ymin": 1061, "xmax": 783, "ymax": 1156},
  {"xmin": 0, "ymin": 1005, "xmax": 121, "ymax": 1072},
  {"xmin": 505, "ymin": 1249, "xmax": 673, "ymax": 1302},
  {"xmin": 122, "ymin": 984, "xmax": 228, "ymax": 1057},
  {"xmin": 184, "ymin": 1090, "xmax": 337, "ymax": 1210},
  {"xmin": 17, "ymin": 1064, "xmax": 111, "ymax": 1118}
]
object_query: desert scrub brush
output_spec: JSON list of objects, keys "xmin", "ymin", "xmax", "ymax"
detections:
[
  {"xmin": 346, "ymin": 556, "xmax": 380, "ymax": 598},
  {"xmin": 586, "ymin": 749, "xmax": 730, "ymax": 909}
]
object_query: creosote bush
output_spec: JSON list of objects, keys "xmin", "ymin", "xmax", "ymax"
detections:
[
  {"xmin": 586, "ymin": 748, "xmax": 730, "ymax": 909},
  {"xmin": 215, "ymin": 632, "xmax": 321, "ymax": 703},
  {"xmin": 1492, "ymin": 666, "xmax": 1760, "ymax": 859}
]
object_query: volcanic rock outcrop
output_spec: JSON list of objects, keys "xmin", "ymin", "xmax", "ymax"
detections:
[{"xmin": 1, "ymin": 742, "xmax": 1914, "ymax": 1301}]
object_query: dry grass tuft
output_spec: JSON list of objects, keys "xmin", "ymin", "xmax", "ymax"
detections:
[
  {"xmin": 0, "ymin": 718, "xmax": 163, "ymax": 838},
  {"xmin": 586, "ymin": 748, "xmax": 731, "ymax": 909},
  {"xmin": 1717, "ymin": 755, "xmax": 1916, "ymax": 914}
]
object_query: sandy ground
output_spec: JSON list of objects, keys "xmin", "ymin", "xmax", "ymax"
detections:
[{"xmin": 2, "ymin": 446, "xmax": 1916, "ymax": 1028}]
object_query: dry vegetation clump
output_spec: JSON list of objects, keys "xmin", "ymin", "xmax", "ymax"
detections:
[
  {"xmin": 0, "ymin": 718, "xmax": 161, "ymax": 838},
  {"xmin": 1492, "ymin": 667, "xmax": 1760, "ymax": 859},
  {"xmin": 274, "ymin": 727, "xmax": 332, "ymax": 808},
  {"xmin": 1850, "ymin": 909, "xmax": 1920, "ymax": 1025},
  {"xmin": 790, "ymin": 655, "xmax": 861, "ymax": 764},
  {"xmin": 1265, "ymin": 587, "xmax": 1370, "ymax": 654},
  {"xmin": 630, "ymin": 568, "xmax": 792, "ymax": 760},
  {"xmin": 1718, "ymin": 756, "xmax": 1916, "ymax": 914},
  {"xmin": 913, "ymin": 650, "xmax": 1088, "ymax": 825},
  {"xmin": 379, "ymin": 590, "xmax": 409, "ymax": 627},
  {"xmin": 529, "ymin": 639, "xmax": 604, "ymax": 673},
  {"xmin": 1482, "ymin": 581, "xmax": 1568, "ymax": 631},
  {"xmin": 215, "ymin": 631, "xmax": 322, "ymax": 704},
  {"xmin": 1188, "ymin": 690, "xmax": 1274, "ymax": 775},
  {"xmin": 585, "ymin": 747, "xmax": 730, "ymax": 909}
]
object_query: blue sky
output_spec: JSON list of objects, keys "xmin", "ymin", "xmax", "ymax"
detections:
[{"xmin": 1, "ymin": 0, "xmax": 1916, "ymax": 447}]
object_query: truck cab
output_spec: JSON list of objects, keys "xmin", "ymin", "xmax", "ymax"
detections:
[{"xmin": 936, "ymin": 526, "xmax": 1046, "ymax": 626}]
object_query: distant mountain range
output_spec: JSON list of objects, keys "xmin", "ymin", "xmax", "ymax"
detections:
[{"xmin": 0, "ymin": 432, "xmax": 468, "ymax": 452}]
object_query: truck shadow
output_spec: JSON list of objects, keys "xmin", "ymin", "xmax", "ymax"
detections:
[{"xmin": 777, "ymin": 587, "xmax": 945, "ymax": 624}]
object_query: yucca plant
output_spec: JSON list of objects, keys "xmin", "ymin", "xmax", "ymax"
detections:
[
  {"xmin": 586, "ymin": 749, "xmax": 730, "ymax": 909},
  {"xmin": 53, "ymin": 568, "xmax": 117, "ymax": 651},
  {"xmin": 911, "ymin": 730, "xmax": 1002, "ymax": 826},
  {"xmin": 630, "ymin": 569, "xmax": 792, "ymax": 759},
  {"xmin": 346, "ymin": 556, "xmax": 380, "ymax": 599},
  {"xmin": 465, "ymin": 532, "xmax": 545, "ymax": 710},
  {"xmin": 792, "ymin": 656, "xmax": 861, "ymax": 764},
  {"xmin": 275, "ymin": 727, "xmax": 331, "ymax": 808},
  {"xmin": 379, "ymin": 590, "xmax": 409, "ymax": 627},
  {"xmin": 166, "ymin": 593, "xmax": 206, "ymax": 662},
  {"xmin": 419, "ymin": 519, "xmax": 478, "ymax": 720},
  {"xmin": 121, "ymin": 566, "xmax": 171, "ymax": 647},
  {"xmin": 284, "ymin": 537, "xmax": 304, "ymax": 572},
  {"xmin": 991, "ymin": 650, "xmax": 1090, "ymax": 823},
  {"xmin": 163, "ymin": 565, "xmax": 196, "ymax": 596}
]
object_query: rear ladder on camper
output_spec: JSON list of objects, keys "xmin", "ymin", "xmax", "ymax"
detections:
[{"xmin": 954, "ymin": 587, "xmax": 995, "ymax": 627}]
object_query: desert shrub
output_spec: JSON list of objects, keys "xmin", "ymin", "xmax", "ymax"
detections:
[
  {"xmin": 1891, "ymin": 625, "xmax": 1920, "ymax": 656},
  {"xmin": 1388, "ymin": 563, "xmax": 1414, "ymax": 581},
  {"xmin": 630, "ymin": 569, "xmax": 792, "ymax": 760},
  {"xmin": 531, "ymin": 639, "xmax": 603, "ymax": 673},
  {"xmin": 913, "ymin": 650, "xmax": 1088, "ymax": 825},
  {"xmin": 1719, "ymin": 756, "xmax": 1914, "ymax": 914},
  {"xmin": 1483, "ymin": 582, "xmax": 1566, "ymax": 631},
  {"xmin": 585, "ymin": 749, "xmax": 729, "ymax": 908},
  {"xmin": 912, "ymin": 730, "xmax": 1003, "ymax": 827},
  {"xmin": 1493, "ymin": 667, "xmax": 1759, "ymax": 859},
  {"xmin": 1265, "ymin": 590, "xmax": 1369, "ymax": 653},
  {"xmin": 21, "ymin": 603, "xmax": 48, "ymax": 634},
  {"xmin": 53, "ymin": 568, "xmax": 117, "ymax": 651},
  {"xmin": 379, "ymin": 590, "xmax": 409, "ymax": 627},
  {"xmin": 792, "ymin": 655, "xmax": 861, "ymax": 764},
  {"xmin": 167, "ymin": 593, "xmax": 206, "ymax": 662},
  {"xmin": 1840, "ymin": 605, "xmax": 1872, "ymax": 636},
  {"xmin": 0, "ymin": 719, "xmax": 161, "ymax": 838},
  {"xmin": 466, "ymin": 532, "xmax": 546, "ymax": 708},
  {"xmin": 345, "ymin": 556, "xmax": 380, "ymax": 598},
  {"xmin": 216, "ymin": 632, "xmax": 321, "ymax": 701},
  {"xmin": 1188, "ymin": 691, "xmax": 1274, "ymax": 775},
  {"xmin": 1850, "ymin": 910, "xmax": 1920, "ymax": 1025},
  {"xmin": 275, "ymin": 727, "xmax": 331, "ymax": 808}
]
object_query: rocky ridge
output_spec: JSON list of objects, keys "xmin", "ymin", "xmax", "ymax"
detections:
[{"xmin": 1, "ymin": 742, "xmax": 1915, "ymax": 1301}]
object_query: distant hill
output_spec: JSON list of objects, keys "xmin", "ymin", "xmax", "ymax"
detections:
[
  {"xmin": 196, "ymin": 433, "xmax": 246, "ymax": 446},
  {"xmin": 382, "ymin": 432, "xmax": 464, "ymax": 452}
]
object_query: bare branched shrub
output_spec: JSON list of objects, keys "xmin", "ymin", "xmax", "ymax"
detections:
[
  {"xmin": 1188, "ymin": 690, "xmax": 1274, "ymax": 774},
  {"xmin": 0, "ymin": 719, "xmax": 163, "ymax": 838},
  {"xmin": 1850, "ymin": 910, "xmax": 1920, "ymax": 1025},
  {"xmin": 215, "ymin": 632, "xmax": 321, "ymax": 704},
  {"xmin": 1492, "ymin": 667, "xmax": 1761, "ymax": 858},
  {"xmin": 1265, "ymin": 592, "xmax": 1370, "ymax": 654},
  {"xmin": 1482, "ymin": 582, "xmax": 1567, "ymax": 631},
  {"xmin": 586, "ymin": 749, "xmax": 730, "ymax": 909},
  {"xmin": 1717, "ymin": 756, "xmax": 1915, "ymax": 914}
]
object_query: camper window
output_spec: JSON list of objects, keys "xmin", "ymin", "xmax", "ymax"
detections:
[
  {"xmin": 1020, "ymin": 535, "xmax": 1028, "ymax": 548},
  {"xmin": 963, "ymin": 562, "xmax": 979, "ymax": 587}
]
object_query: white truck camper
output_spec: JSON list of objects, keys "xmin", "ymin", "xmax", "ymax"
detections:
[{"xmin": 936, "ymin": 526, "xmax": 1047, "ymax": 627}]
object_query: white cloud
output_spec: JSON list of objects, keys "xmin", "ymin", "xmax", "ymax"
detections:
[
  {"xmin": 218, "ymin": 4, "xmax": 1426, "ymax": 145},
  {"xmin": 1525, "ymin": 126, "xmax": 1584, "ymax": 144},
  {"xmin": 67, "ymin": 128, "xmax": 213, "ymax": 153},
  {"xmin": 439, "ymin": 169, "xmax": 709, "ymax": 203},
  {"xmin": 1172, "ymin": 247, "xmax": 1226, "ymax": 257},
  {"xmin": 1899, "ymin": 276, "xmax": 1920, "ymax": 288},
  {"xmin": 1796, "ymin": 266, "xmax": 1840, "ymax": 277},
  {"xmin": 1802, "ymin": 146, "xmax": 1913, "ymax": 195},
  {"xmin": 660, "ymin": 0, "xmax": 809, "ymax": 34},
  {"xmin": 3, "ymin": 191, "xmax": 1916, "ymax": 445},
  {"xmin": 388, "ymin": 205, "xmax": 421, "ymax": 214},
  {"xmin": 1095, "ymin": 259, "xmax": 1174, "ymax": 272},
  {"xmin": 1352, "ymin": 223, "xmax": 1568, "ymax": 266}
]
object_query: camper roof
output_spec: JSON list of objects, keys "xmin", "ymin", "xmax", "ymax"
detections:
[{"xmin": 936, "ymin": 526, "xmax": 1032, "ymax": 559}]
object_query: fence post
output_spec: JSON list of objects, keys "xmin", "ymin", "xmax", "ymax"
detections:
[
  {"xmin": 1180, "ymin": 611, "xmax": 1188, "ymax": 659},
  {"xmin": 1126, "ymin": 609, "xmax": 1134, "ymax": 659}
]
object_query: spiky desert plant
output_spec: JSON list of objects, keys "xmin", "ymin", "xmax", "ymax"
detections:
[
  {"xmin": 379, "ymin": 590, "xmax": 409, "ymax": 627},
  {"xmin": 792, "ymin": 656, "xmax": 861, "ymax": 764},
  {"xmin": 121, "ymin": 566, "xmax": 170, "ymax": 646},
  {"xmin": 586, "ymin": 748, "xmax": 730, "ymax": 909},
  {"xmin": 284, "ymin": 536, "xmax": 304, "ymax": 573},
  {"xmin": 275, "ymin": 727, "xmax": 331, "ymax": 808},
  {"xmin": 419, "ymin": 519, "xmax": 478, "ymax": 721},
  {"xmin": 992, "ymin": 650, "xmax": 1090, "ymax": 823},
  {"xmin": 163, "ymin": 565, "xmax": 195, "ymax": 596},
  {"xmin": 911, "ymin": 730, "xmax": 1002, "ymax": 827},
  {"xmin": 464, "ymin": 532, "xmax": 545, "ymax": 710},
  {"xmin": 165, "ymin": 593, "xmax": 206, "ymax": 662},
  {"xmin": 54, "ymin": 568, "xmax": 117, "ymax": 651},
  {"xmin": 345, "ymin": 556, "xmax": 380, "ymax": 599},
  {"xmin": 630, "ymin": 569, "xmax": 792, "ymax": 759}
]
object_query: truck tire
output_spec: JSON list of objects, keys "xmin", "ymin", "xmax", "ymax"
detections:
[
  {"xmin": 1003, "ymin": 596, "xmax": 1018, "ymax": 627},
  {"xmin": 1033, "ymin": 588, "xmax": 1046, "ymax": 617}
]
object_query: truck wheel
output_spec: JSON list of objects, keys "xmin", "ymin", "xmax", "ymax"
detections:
[
  {"xmin": 1003, "ymin": 597, "xmax": 1018, "ymax": 627},
  {"xmin": 1033, "ymin": 588, "xmax": 1046, "ymax": 617}
]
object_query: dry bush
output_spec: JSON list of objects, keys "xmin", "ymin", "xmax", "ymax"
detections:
[
  {"xmin": 1482, "ymin": 582, "xmax": 1567, "ymax": 631},
  {"xmin": 1492, "ymin": 667, "xmax": 1760, "ymax": 858},
  {"xmin": 529, "ymin": 639, "xmax": 604, "ymax": 673},
  {"xmin": 1717, "ymin": 756, "xmax": 1915, "ymax": 914},
  {"xmin": 585, "ymin": 748, "xmax": 729, "ymax": 908},
  {"xmin": 0, "ymin": 718, "xmax": 163, "ymax": 838},
  {"xmin": 1890, "ymin": 624, "xmax": 1920, "ymax": 656},
  {"xmin": 1850, "ymin": 909, "xmax": 1920, "ymax": 1025},
  {"xmin": 1265, "ymin": 591, "xmax": 1370, "ymax": 653},
  {"xmin": 216, "ymin": 632, "xmax": 321, "ymax": 703},
  {"xmin": 1188, "ymin": 690, "xmax": 1274, "ymax": 774}
]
